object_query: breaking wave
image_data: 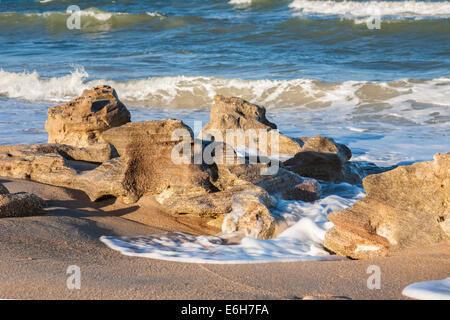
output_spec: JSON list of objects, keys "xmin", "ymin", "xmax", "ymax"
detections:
[
  {"xmin": 0, "ymin": 68, "xmax": 449, "ymax": 113},
  {"xmin": 289, "ymin": 0, "xmax": 450, "ymax": 18},
  {"xmin": 0, "ymin": 8, "xmax": 168, "ymax": 32}
]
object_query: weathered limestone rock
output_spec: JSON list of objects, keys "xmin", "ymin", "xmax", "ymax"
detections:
[
  {"xmin": 0, "ymin": 143, "xmax": 116, "ymax": 164},
  {"xmin": 45, "ymin": 85, "xmax": 130, "ymax": 161},
  {"xmin": 102, "ymin": 120, "xmax": 218, "ymax": 201},
  {"xmin": 199, "ymin": 95, "xmax": 302, "ymax": 156},
  {"xmin": 100, "ymin": 121, "xmax": 285, "ymax": 239},
  {"xmin": 0, "ymin": 119, "xmax": 216, "ymax": 204},
  {"xmin": 159, "ymin": 161, "xmax": 321, "ymax": 238},
  {"xmin": 0, "ymin": 149, "xmax": 78, "ymax": 187},
  {"xmin": 222, "ymin": 187, "xmax": 277, "ymax": 239},
  {"xmin": 76, "ymin": 157, "xmax": 132, "ymax": 202},
  {"xmin": 324, "ymin": 153, "xmax": 450, "ymax": 259},
  {"xmin": 282, "ymin": 178, "xmax": 322, "ymax": 202},
  {"xmin": 282, "ymin": 135, "xmax": 361, "ymax": 184},
  {"xmin": 0, "ymin": 116, "xmax": 322, "ymax": 239},
  {"xmin": 0, "ymin": 183, "xmax": 9, "ymax": 195},
  {"xmin": 0, "ymin": 89, "xmax": 333, "ymax": 239},
  {"xmin": 0, "ymin": 192, "xmax": 45, "ymax": 218},
  {"xmin": 0, "ymin": 147, "xmax": 136, "ymax": 204},
  {"xmin": 300, "ymin": 135, "xmax": 351, "ymax": 165},
  {"xmin": 200, "ymin": 96, "xmax": 360, "ymax": 183}
]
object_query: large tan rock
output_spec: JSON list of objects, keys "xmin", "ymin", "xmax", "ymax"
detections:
[
  {"xmin": 159, "ymin": 182, "xmax": 277, "ymax": 239},
  {"xmin": 45, "ymin": 85, "xmax": 130, "ymax": 160},
  {"xmin": 0, "ymin": 124, "xmax": 281, "ymax": 239},
  {"xmin": 0, "ymin": 192, "xmax": 45, "ymax": 218},
  {"xmin": 0, "ymin": 143, "xmax": 115, "ymax": 164},
  {"xmin": 324, "ymin": 153, "xmax": 450, "ymax": 259},
  {"xmin": 282, "ymin": 179, "xmax": 321, "ymax": 202},
  {"xmin": 300, "ymin": 135, "xmax": 351, "ymax": 165},
  {"xmin": 0, "ymin": 149, "xmax": 78, "ymax": 188},
  {"xmin": 199, "ymin": 96, "xmax": 359, "ymax": 183},
  {"xmin": 222, "ymin": 187, "xmax": 277, "ymax": 239},
  {"xmin": 101, "ymin": 120, "xmax": 217, "ymax": 201},
  {"xmin": 158, "ymin": 162, "xmax": 319, "ymax": 239},
  {"xmin": 199, "ymin": 95, "xmax": 302, "ymax": 157},
  {"xmin": 282, "ymin": 135, "xmax": 362, "ymax": 184},
  {"xmin": 0, "ymin": 147, "xmax": 136, "ymax": 204},
  {"xmin": 3, "ymin": 86, "xmax": 336, "ymax": 239},
  {"xmin": 0, "ymin": 120, "xmax": 216, "ymax": 204}
]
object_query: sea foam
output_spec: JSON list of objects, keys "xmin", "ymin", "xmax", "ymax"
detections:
[
  {"xmin": 101, "ymin": 183, "xmax": 363, "ymax": 264},
  {"xmin": 289, "ymin": 0, "xmax": 450, "ymax": 18},
  {"xmin": 402, "ymin": 278, "xmax": 450, "ymax": 300},
  {"xmin": 1, "ymin": 69, "xmax": 449, "ymax": 111}
]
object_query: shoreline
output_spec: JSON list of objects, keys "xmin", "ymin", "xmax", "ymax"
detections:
[
  {"xmin": 0, "ymin": 86, "xmax": 448, "ymax": 300},
  {"xmin": 0, "ymin": 178, "xmax": 449, "ymax": 300}
]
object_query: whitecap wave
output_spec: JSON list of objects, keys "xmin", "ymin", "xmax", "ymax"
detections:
[
  {"xmin": 0, "ymin": 9, "xmax": 166, "ymax": 32},
  {"xmin": 229, "ymin": 0, "xmax": 253, "ymax": 5},
  {"xmin": 19, "ymin": 8, "xmax": 165, "ymax": 21},
  {"xmin": 0, "ymin": 68, "xmax": 449, "ymax": 115},
  {"xmin": 289, "ymin": 0, "xmax": 450, "ymax": 18}
]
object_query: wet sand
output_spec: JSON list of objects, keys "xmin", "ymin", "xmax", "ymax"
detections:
[{"xmin": 0, "ymin": 178, "xmax": 448, "ymax": 300}]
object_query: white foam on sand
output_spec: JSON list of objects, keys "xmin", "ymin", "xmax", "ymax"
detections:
[
  {"xmin": 101, "ymin": 183, "xmax": 363, "ymax": 264},
  {"xmin": 402, "ymin": 277, "xmax": 450, "ymax": 300}
]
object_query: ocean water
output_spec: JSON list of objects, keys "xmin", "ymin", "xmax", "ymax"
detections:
[
  {"xmin": 0, "ymin": 0, "xmax": 449, "ymax": 165},
  {"xmin": 0, "ymin": 1, "xmax": 449, "ymax": 263}
]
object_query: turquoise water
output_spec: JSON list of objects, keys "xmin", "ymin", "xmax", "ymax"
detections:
[
  {"xmin": 0, "ymin": 0, "xmax": 449, "ymax": 165},
  {"xmin": 1, "ymin": 0, "xmax": 449, "ymax": 81}
]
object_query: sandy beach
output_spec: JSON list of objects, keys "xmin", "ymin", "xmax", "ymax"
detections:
[
  {"xmin": 1, "ymin": 0, "xmax": 449, "ymax": 302},
  {"xmin": 0, "ymin": 178, "xmax": 448, "ymax": 300}
]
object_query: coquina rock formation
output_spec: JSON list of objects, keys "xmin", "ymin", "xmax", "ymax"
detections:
[
  {"xmin": 200, "ymin": 95, "xmax": 363, "ymax": 184},
  {"xmin": 0, "ymin": 88, "xmax": 380, "ymax": 239},
  {"xmin": 324, "ymin": 152, "xmax": 450, "ymax": 259},
  {"xmin": 0, "ymin": 120, "xmax": 212, "ymax": 204},
  {"xmin": 0, "ymin": 119, "xmax": 307, "ymax": 238},
  {"xmin": 45, "ymin": 85, "xmax": 131, "ymax": 162},
  {"xmin": 0, "ymin": 88, "xmax": 331, "ymax": 239},
  {"xmin": 282, "ymin": 135, "xmax": 363, "ymax": 184},
  {"xmin": 0, "ymin": 144, "xmax": 117, "ymax": 164},
  {"xmin": 0, "ymin": 193, "xmax": 45, "ymax": 218},
  {"xmin": 1, "ymin": 87, "xmax": 447, "ymax": 250},
  {"xmin": 101, "ymin": 119, "xmax": 218, "ymax": 203},
  {"xmin": 199, "ymin": 95, "xmax": 303, "ymax": 156},
  {"xmin": 0, "ymin": 183, "xmax": 45, "ymax": 218}
]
